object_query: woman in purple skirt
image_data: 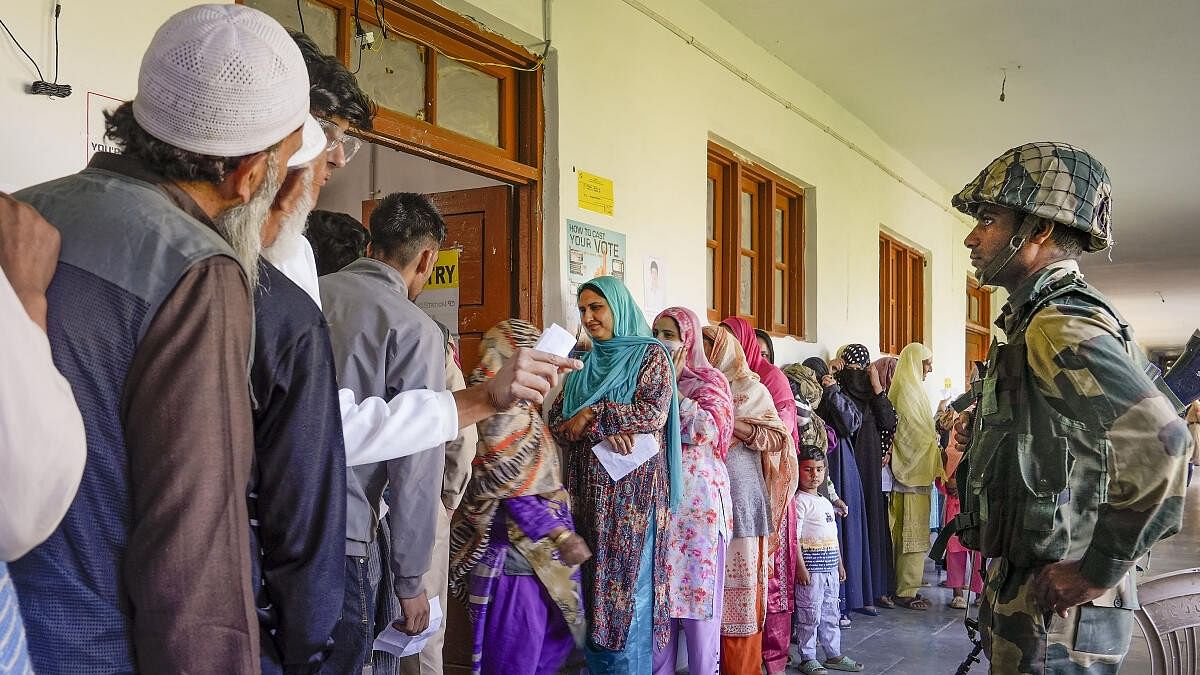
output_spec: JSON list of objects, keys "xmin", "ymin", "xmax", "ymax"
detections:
[{"xmin": 448, "ymin": 320, "xmax": 590, "ymax": 675}]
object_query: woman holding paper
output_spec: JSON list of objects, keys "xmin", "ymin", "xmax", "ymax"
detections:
[
  {"xmin": 649, "ymin": 307, "xmax": 735, "ymax": 675},
  {"xmin": 448, "ymin": 320, "xmax": 590, "ymax": 675},
  {"xmin": 701, "ymin": 325, "xmax": 796, "ymax": 675},
  {"xmin": 549, "ymin": 276, "xmax": 684, "ymax": 674}
]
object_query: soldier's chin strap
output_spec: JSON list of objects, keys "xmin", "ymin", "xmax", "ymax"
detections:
[{"xmin": 976, "ymin": 213, "xmax": 1042, "ymax": 287}]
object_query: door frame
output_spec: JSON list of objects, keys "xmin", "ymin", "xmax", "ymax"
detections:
[{"xmin": 243, "ymin": 0, "xmax": 545, "ymax": 327}]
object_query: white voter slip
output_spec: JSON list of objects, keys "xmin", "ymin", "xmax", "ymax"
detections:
[
  {"xmin": 592, "ymin": 434, "xmax": 659, "ymax": 481},
  {"xmin": 372, "ymin": 596, "xmax": 444, "ymax": 658}
]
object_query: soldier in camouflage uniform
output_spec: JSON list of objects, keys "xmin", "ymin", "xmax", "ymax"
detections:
[{"xmin": 951, "ymin": 142, "xmax": 1192, "ymax": 674}]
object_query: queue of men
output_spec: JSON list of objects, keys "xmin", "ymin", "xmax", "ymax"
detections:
[{"xmin": 0, "ymin": 5, "xmax": 576, "ymax": 674}]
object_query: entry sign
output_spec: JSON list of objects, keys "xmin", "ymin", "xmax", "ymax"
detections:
[
  {"xmin": 417, "ymin": 249, "xmax": 461, "ymax": 338},
  {"xmin": 578, "ymin": 171, "xmax": 614, "ymax": 216}
]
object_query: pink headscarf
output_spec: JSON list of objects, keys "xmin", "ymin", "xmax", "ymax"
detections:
[
  {"xmin": 721, "ymin": 317, "xmax": 800, "ymax": 448},
  {"xmin": 873, "ymin": 355, "xmax": 899, "ymax": 393},
  {"xmin": 658, "ymin": 307, "xmax": 735, "ymax": 457}
]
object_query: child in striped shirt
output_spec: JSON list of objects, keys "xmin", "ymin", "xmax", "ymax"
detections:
[{"xmin": 793, "ymin": 446, "xmax": 863, "ymax": 674}]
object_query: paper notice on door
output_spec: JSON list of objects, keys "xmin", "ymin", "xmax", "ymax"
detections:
[
  {"xmin": 592, "ymin": 434, "xmax": 659, "ymax": 482},
  {"xmin": 372, "ymin": 596, "xmax": 444, "ymax": 658},
  {"xmin": 534, "ymin": 323, "xmax": 577, "ymax": 359}
]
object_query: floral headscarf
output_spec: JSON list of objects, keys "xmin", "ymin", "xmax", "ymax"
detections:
[{"xmin": 656, "ymin": 307, "xmax": 735, "ymax": 456}]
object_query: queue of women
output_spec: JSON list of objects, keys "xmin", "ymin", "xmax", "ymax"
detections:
[{"xmin": 450, "ymin": 274, "xmax": 950, "ymax": 675}]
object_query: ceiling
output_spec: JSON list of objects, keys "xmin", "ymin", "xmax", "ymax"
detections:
[{"xmin": 699, "ymin": 0, "xmax": 1200, "ymax": 349}]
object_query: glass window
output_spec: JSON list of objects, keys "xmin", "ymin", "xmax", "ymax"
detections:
[
  {"xmin": 706, "ymin": 178, "xmax": 716, "ymax": 240},
  {"xmin": 354, "ymin": 30, "xmax": 426, "ymax": 119},
  {"xmin": 774, "ymin": 269, "xmax": 785, "ymax": 325},
  {"xmin": 774, "ymin": 208, "xmax": 785, "ymax": 263},
  {"xmin": 739, "ymin": 255, "xmax": 753, "ymax": 315},
  {"xmin": 245, "ymin": 0, "xmax": 338, "ymax": 56},
  {"xmin": 740, "ymin": 192, "xmax": 753, "ymax": 249},
  {"xmin": 437, "ymin": 59, "xmax": 500, "ymax": 146}
]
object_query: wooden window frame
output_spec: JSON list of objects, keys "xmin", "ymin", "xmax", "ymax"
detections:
[
  {"xmin": 879, "ymin": 233, "xmax": 926, "ymax": 355},
  {"xmin": 707, "ymin": 142, "xmax": 806, "ymax": 336}
]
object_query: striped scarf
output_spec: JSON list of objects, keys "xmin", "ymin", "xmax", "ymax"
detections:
[{"xmin": 448, "ymin": 320, "xmax": 567, "ymax": 602}]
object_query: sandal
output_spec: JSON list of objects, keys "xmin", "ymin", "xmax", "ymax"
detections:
[
  {"xmin": 876, "ymin": 595, "xmax": 896, "ymax": 609},
  {"xmin": 856, "ymin": 605, "xmax": 880, "ymax": 617},
  {"xmin": 839, "ymin": 615, "xmax": 852, "ymax": 629},
  {"xmin": 824, "ymin": 656, "xmax": 864, "ymax": 672},
  {"xmin": 949, "ymin": 596, "xmax": 968, "ymax": 610},
  {"xmin": 895, "ymin": 595, "xmax": 930, "ymax": 610},
  {"xmin": 800, "ymin": 659, "xmax": 828, "ymax": 675}
]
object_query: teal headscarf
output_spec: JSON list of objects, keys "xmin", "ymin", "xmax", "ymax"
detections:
[{"xmin": 560, "ymin": 276, "xmax": 684, "ymax": 511}]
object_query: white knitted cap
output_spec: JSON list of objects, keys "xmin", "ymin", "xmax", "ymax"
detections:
[
  {"xmin": 288, "ymin": 115, "xmax": 326, "ymax": 168},
  {"xmin": 132, "ymin": 4, "xmax": 310, "ymax": 157}
]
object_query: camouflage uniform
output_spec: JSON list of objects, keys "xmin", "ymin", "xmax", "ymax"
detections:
[{"xmin": 952, "ymin": 144, "xmax": 1193, "ymax": 674}]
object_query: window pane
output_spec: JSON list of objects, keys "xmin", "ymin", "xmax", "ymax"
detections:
[
  {"xmin": 437, "ymin": 59, "xmax": 500, "ymax": 146},
  {"xmin": 355, "ymin": 31, "xmax": 426, "ymax": 119},
  {"xmin": 706, "ymin": 178, "xmax": 716, "ymax": 240},
  {"xmin": 774, "ymin": 269, "xmax": 785, "ymax": 325},
  {"xmin": 740, "ymin": 191, "xmax": 753, "ymax": 249},
  {"xmin": 774, "ymin": 208, "xmax": 785, "ymax": 263},
  {"xmin": 739, "ymin": 255, "xmax": 753, "ymax": 315},
  {"xmin": 245, "ymin": 0, "xmax": 338, "ymax": 56},
  {"xmin": 706, "ymin": 248, "xmax": 715, "ymax": 310}
]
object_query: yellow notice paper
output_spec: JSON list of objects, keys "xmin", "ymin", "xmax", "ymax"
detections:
[
  {"xmin": 578, "ymin": 171, "xmax": 614, "ymax": 216},
  {"xmin": 425, "ymin": 249, "xmax": 460, "ymax": 290}
]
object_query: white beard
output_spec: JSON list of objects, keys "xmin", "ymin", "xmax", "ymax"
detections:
[
  {"xmin": 215, "ymin": 152, "xmax": 282, "ymax": 289},
  {"xmin": 262, "ymin": 166, "xmax": 316, "ymax": 267}
]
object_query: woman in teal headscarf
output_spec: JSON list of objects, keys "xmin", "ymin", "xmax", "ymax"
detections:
[{"xmin": 549, "ymin": 276, "xmax": 684, "ymax": 674}]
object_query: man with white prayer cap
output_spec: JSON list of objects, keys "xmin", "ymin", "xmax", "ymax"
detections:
[{"xmin": 8, "ymin": 5, "xmax": 309, "ymax": 673}]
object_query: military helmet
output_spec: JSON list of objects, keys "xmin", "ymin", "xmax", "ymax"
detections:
[{"xmin": 952, "ymin": 142, "xmax": 1112, "ymax": 252}]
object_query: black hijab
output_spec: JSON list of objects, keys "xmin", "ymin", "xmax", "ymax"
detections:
[{"xmin": 803, "ymin": 357, "xmax": 829, "ymax": 379}]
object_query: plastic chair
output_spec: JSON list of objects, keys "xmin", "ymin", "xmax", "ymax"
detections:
[{"xmin": 1133, "ymin": 567, "xmax": 1200, "ymax": 675}]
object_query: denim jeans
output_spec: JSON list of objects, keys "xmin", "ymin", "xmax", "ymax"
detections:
[{"xmin": 321, "ymin": 555, "xmax": 375, "ymax": 674}]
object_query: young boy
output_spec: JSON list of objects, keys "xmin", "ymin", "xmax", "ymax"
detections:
[{"xmin": 794, "ymin": 446, "xmax": 863, "ymax": 674}]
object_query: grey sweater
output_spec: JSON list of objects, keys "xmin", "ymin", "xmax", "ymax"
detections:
[{"xmin": 320, "ymin": 257, "xmax": 446, "ymax": 598}]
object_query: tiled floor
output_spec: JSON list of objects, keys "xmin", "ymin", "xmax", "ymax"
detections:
[{"xmin": 781, "ymin": 481, "xmax": 1200, "ymax": 674}]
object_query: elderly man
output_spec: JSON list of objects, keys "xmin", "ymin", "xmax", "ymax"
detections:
[
  {"xmin": 953, "ymin": 142, "xmax": 1191, "ymax": 674},
  {"xmin": 0, "ymin": 194, "xmax": 87, "ymax": 675},
  {"xmin": 7, "ymin": 5, "xmax": 308, "ymax": 673}
]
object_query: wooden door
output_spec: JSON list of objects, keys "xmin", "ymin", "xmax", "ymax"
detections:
[
  {"xmin": 362, "ymin": 185, "xmax": 512, "ymax": 374},
  {"xmin": 966, "ymin": 277, "xmax": 992, "ymax": 382}
]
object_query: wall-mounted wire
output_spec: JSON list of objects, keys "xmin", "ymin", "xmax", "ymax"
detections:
[{"xmin": 1, "ymin": 5, "xmax": 71, "ymax": 98}]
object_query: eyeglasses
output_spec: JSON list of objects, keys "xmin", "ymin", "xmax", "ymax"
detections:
[{"xmin": 317, "ymin": 118, "xmax": 362, "ymax": 165}]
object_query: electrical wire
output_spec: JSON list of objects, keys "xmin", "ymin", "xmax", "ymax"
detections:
[
  {"xmin": 0, "ymin": 15, "xmax": 46, "ymax": 82},
  {"xmin": 296, "ymin": 0, "xmax": 306, "ymax": 34},
  {"xmin": 2, "ymin": 7, "xmax": 71, "ymax": 98},
  {"xmin": 351, "ymin": 0, "xmax": 365, "ymax": 74}
]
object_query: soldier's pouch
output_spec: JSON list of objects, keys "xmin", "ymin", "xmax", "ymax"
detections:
[
  {"xmin": 1016, "ymin": 434, "xmax": 1069, "ymax": 532},
  {"xmin": 1072, "ymin": 603, "xmax": 1134, "ymax": 657}
]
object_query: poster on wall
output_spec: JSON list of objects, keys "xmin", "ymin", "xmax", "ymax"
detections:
[
  {"xmin": 566, "ymin": 219, "xmax": 626, "ymax": 299},
  {"xmin": 643, "ymin": 256, "xmax": 669, "ymax": 319},
  {"xmin": 86, "ymin": 92, "xmax": 125, "ymax": 163},
  {"xmin": 416, "ymin": 249, "xmax": 461, "ymax": 338}
]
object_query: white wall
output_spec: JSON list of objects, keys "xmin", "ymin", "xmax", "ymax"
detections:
[
  {"xmin": 457, "ymin": 0, "xmax": 978, "ymax": 393},
  {"xmin": 0, "ymin": 0, "xmax": 200, "ymax": 192}
]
